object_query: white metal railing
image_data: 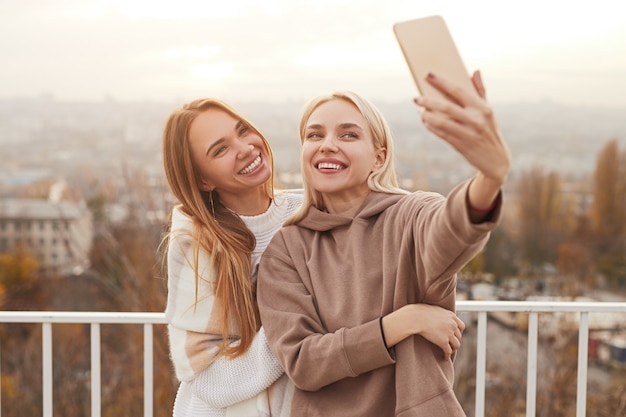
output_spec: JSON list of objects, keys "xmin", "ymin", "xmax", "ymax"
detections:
[
  {"xmin": 457, "ymin": 301, "xmax": 626, "ymax": 417},
  {"xmin": 0, "ymin": 311, "xmax": 165, "ymax": 417},
  {"xmin": 1, "ymin": 301, "xmax": 625, "ymax": 417}
]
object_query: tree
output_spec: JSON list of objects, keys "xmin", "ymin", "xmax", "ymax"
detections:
[
  {"xmin": 556, "ymin": 242, "xmax": 594, "ymax": 296},
  {"xmin": 590, "ymin": 139, "xmax": 626, "ymax": 286},
  {"xmin": 515, "ymin": 167, "xmax": 570, "ymax": 276},
  {"xmin": 0, "ymin": 245, "xmax": 39, "ymax": 295},
  {"xmin": 591, "ymin": 139, "xmax": 626, "ymax": 238},
  {"xmin": 481, "ymin": 226, "xmax": 518, "ymax": 280}
]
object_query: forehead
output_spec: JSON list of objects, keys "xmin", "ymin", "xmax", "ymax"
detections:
[
  {"xmin": 307, "ymin": 99, "xmax": 366, "ymax": 127},
  {"xmin": 189, "ymin": 107, "xmax": 237, "ymax": 144}
]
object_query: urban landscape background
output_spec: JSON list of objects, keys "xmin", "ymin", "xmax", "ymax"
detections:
[{"xmin": 0, "ymin": 94, "xmax": 625, "ymax": 416}]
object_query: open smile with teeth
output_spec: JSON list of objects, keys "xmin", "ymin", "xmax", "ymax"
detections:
[
  {"xmin": 239, "ymin": 155, "xmax": 262, "ymax": 174},
  {"xmin": 317, "ymin": 162, "xmax": 344, "ymax": 170}
]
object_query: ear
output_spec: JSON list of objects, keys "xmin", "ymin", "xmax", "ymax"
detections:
[
  {"xmin": 373, "ymin": 148, "xmax": 387, "ymax": 170},
  {"xmin": 198, "ymin": 178, "xmax": 213, "ymax": 192}
]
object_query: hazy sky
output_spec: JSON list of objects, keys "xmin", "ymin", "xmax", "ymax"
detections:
[{"xmin": 2, "ymin": 0, "xmax": 625, "ymax": 107}]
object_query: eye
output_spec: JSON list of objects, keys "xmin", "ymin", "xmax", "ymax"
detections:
[
  {"xmin": 305, "ymin": 131, "xmax": 323, "ymax": 140},
  {"xmin": 340, "ymin": 132, "xmax": 358, "ymax": 140},
  {"xmin": 213, "ymin": 145, "xmax": 227, "ymax": 156},
  {"xmin": 238, "ymin": 125, "xmax": 249, "ymax": 136}
]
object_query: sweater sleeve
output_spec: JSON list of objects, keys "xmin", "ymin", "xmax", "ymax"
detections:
[
  {"xmin": 185, "ymin": 327, "xmax": 284, "ymax": 408},
  {"xmin": 258, "ymin": 233, "xmax": 395, "ymax": 392},
  {"xmin": 165, "ymin": 224, "xmax": 223, "ymax": 383}
]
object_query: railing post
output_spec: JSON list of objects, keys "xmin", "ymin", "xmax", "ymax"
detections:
[
  {"xmin": 526, "ymin": 313, "xmax": 538, "ymax": 417},
  {"xmin": 144, "ymin": 324, "xmax": 153, "ymax": 417},
  {"xmin": 475, "ymin": 311, "xmax": 487, "ymax": 417},
  {"xmin": 91, "ymin": 323, "xmax": 101, "ymax": 417},
  {"xmin": 576, "ymin": 312, "xmax": 589, "ymax": 417},
  {"xmin": 42, "ymin": 323, "xmax": 53, "ymax": 417},
  {"xmin": 1, "ymin": 336, "xmax": 2, "ymax": 417}
]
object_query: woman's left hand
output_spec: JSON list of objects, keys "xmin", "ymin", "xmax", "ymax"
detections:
[{"xmin": 414, "ymin": 70, "xmax": 511, "ymax": 186}]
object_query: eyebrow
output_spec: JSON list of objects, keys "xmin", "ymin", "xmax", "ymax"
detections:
[
  {"xmin": 205, "ymin": 120, "xmax": 243, "ymax": 156},
  {"xmin": 305, "ymin": 122, "xmax": 363, "ymax": 130}
]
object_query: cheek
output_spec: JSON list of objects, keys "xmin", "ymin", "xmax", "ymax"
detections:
[
  {"xmin": 253, "ymin": 134, "xmax": 268, "ymax": 150},
  {"xmin": 300, "ymin": 145, "xmax": 315, "ymax": 164},
  {"xmin": 300, "ymin": 147, "xmax": 316, "ymax": 179}
]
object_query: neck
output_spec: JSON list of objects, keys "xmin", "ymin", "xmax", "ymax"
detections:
[
  {"xmin": 322, "ymin": 188, "xmax": 370, "ymax": 217},
  {"xmin": 219, "ymin": 187, "xmax": 271, "ymax": 216}
]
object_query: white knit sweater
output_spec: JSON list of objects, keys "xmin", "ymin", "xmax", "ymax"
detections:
[{"xmin": 166, "ymin": 190, "xmax": 303, "ymax": 417}]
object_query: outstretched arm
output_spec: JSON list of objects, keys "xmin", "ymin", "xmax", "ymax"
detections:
[{"xmin": 414, "ymin": 70, "xmax": 511, "ymax": 223}]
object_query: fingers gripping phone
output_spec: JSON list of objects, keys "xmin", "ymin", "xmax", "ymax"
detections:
[{"xmin": 393, "ymin": 15, "xmax": 477, "ymax": 101}]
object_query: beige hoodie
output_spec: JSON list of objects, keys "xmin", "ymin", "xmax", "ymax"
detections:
[{"xmin": 258, "ymin": 180, "xmax": 501, "ymax": 417}]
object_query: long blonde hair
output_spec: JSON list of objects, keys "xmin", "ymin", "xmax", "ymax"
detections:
[
  {"xmin": 287, "ymin": 91, "xmax": 407, "ymax": 225},
  {"xmin": 162, "ymin": 98, "xmax": 275, "ymax": 357}
]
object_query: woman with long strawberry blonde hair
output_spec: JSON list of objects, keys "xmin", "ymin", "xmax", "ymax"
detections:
[{"xmin": 162, "ymin": 98, "xmax": 302, "ymax": 417}]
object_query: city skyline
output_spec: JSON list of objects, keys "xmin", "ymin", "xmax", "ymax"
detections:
[{"xmin": 1, "ymin": 0, "xmax": 626, "ymax": 108}]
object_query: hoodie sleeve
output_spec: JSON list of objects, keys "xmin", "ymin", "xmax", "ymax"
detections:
[{"xmin": 407, "ymin": 180, "xmax": 502, "ymax": 303}]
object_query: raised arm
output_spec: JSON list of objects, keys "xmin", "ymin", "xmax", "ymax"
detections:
[{"xmin": 414, "ymin": 70, "xmax": 511, "ymax": 223}]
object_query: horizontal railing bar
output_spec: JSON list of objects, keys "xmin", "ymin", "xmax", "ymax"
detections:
[
  {"xmin": 456, "ymin": 301, "xmax": 626, "ymax": 313},
  {"xmin": 0, "ymin": 302, "xmax": 624, "ymax": 324},
  {"xmin": 0, "ymin": 311, "xmax": 166, "ymax": 324}
]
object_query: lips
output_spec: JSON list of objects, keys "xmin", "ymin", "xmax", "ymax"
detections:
[{"xmin": 239, "ymin": 155, "xmax": 261, "ymax": 174}]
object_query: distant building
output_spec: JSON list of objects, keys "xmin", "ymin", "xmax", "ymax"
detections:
[{"xmin": 0, "ymin": 194, "xmax": 93, "ymax": 277}]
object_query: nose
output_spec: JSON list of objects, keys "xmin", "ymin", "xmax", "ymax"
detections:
[
  {"xmin": 237, "ymin": 142, "xmax": 255, "ymax": 159},
  {"xmin": 319, "ymin": 135, "xmax": 338, "ymax": 153}
]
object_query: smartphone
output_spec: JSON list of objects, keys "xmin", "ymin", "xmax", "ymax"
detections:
[{"xmin": 393, "ymin": 15, "xmax": 477, "ymax": 100}]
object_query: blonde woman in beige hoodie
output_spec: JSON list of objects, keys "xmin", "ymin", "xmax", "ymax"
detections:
[{"xmin": 258, "ymin": 71, "xmax": 510, "ymax": 417}]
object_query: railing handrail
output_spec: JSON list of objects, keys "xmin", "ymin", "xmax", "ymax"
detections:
[
  {"xmin": 0, "ymin": 311, "xmax": 166, "ymax": 323},
  {"xmin": 0, "ymin": 300, "xmax": 624, "ymax": 323},
  {"xmin": 456, "ymin": 300, "xmax": 626, "ymax": 312}
]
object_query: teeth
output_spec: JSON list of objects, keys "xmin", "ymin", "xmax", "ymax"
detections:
[
  {"xmin": 318, "ymin": 162, "xmax": 343, "ymax": 170},
  {"xmin": 240, "ymin": 156, "xmax": 261, "ymax": 174}
]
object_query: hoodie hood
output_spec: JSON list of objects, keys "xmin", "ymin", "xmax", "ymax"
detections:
[{"xmin": 296, "ymin": 191, "xmax": 405, "ymax": 232}]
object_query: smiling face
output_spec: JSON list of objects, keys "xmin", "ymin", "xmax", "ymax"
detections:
[
  {"xmin": 301, "ymin": 98, "xmax": 386, "ymax": 210},
  {"xmin": 188, "ymin": 107, "xmax": 272, "ymax": 210}
]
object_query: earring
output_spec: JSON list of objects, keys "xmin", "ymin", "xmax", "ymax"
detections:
[{"xmin": 209, "ymin": 190, "xmax": 215, "ymax": 217}]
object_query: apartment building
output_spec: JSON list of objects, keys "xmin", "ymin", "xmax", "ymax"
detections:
[{"xmin": 0, "ymin": 196, "xmax": 93, "ymax": 277}]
